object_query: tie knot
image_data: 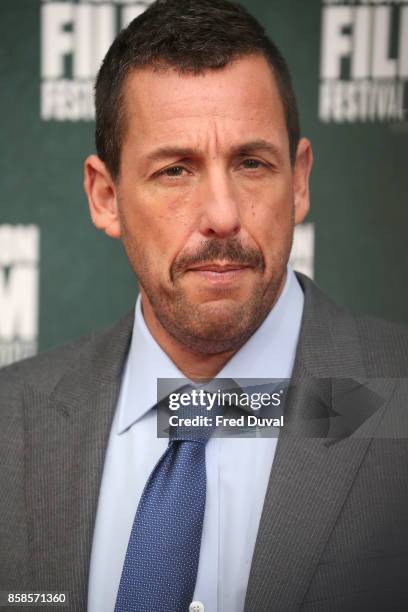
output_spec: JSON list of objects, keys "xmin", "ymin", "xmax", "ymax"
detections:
[{"xmin": 168, "ymin": 384, "xmax": 221, "ymax": 443}]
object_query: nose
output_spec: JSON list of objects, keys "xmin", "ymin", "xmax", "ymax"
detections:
[{"xmin": 197, "ymin": 167, "xmax": 241, "ymax": 239}]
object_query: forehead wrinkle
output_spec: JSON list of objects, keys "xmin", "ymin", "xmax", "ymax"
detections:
[
  {"xmin": 193, "ymin": 118, "xmax": 258, "ymax": 160},
  {"xmin": 144, "ymin": 136, "xmax": 285, "ymax": 167},
  {"xmin": 205, "ymin": 119, "xmax": 223, "ymax": 159},
  {"xmin": 144, "ymin": 119, "xmax": 233, "ymax": 162},
  {"xmin": 138, "ymin": 101, "xmax": 286, "ymax": 165}
]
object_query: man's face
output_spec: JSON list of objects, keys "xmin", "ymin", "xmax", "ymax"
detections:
[{"xmin": 88, "ymin": 54, "xmax": 312, "ymax": 354}]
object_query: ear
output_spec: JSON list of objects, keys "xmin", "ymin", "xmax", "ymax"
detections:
[
  {"xmin": 293, "ymin": 137, "xmax": 313, "ymax": 226},
  {"xmin": 84, "ymin": 155, "xmax": 121, "ymax": 239}
]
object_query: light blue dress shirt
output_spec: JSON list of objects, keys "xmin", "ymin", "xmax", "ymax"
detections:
[{"xmin": 87, "ymin": 266, "xmax": 304, "ymax": 612}]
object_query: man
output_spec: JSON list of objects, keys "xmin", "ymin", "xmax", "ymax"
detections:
[{"xmin": 1, "ymin": 0, "xmax": 408, "ymax": 610}]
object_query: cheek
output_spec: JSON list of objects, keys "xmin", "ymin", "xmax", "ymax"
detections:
[
  {"xmin": 120, "ymin": 190, "xmax": 193, "ymax": 274},
  {"xmin": 243, "ymin": 183, "xmax": 294, "ymax": 240}
]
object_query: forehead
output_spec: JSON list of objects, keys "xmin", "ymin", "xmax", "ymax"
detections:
[{"xmin": 121, "ymin": 54, "xmax": 288, "ymax": 155}]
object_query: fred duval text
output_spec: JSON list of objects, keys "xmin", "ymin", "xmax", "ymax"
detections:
[{"xmin": 168, "ymin": 415, "xmax": 284, "ymax": 428}]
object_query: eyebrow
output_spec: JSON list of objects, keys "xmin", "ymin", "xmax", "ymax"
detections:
[{"xmin": 145, "ymin": 139, "xmax": 284, "ymax": 164}]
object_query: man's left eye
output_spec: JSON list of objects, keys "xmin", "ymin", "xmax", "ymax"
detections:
[{"xmin": 242, "ymin": 159, "xmax": 264, "ymax": 170}]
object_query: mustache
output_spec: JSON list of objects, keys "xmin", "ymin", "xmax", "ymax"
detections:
[{"xmin": 171, "ymin": 238, "xmax": 265, "ymax": 281}]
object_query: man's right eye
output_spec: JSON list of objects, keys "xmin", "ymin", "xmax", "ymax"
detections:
[{"xmin": 159, "ymin": 166, "xmax": 186, "ymax": 178}]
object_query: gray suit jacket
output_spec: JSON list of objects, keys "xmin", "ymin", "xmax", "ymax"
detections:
[{"xmin": 1, "ymin": 273, "xmax": 408, "ymax": 611}]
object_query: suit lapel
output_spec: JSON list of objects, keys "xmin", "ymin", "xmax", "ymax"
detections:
[
  {"xmin": 24, "ymin": 312, "xmax": 134, "ymax": 611},
  {"xmin": 244, "ymin": 275, "xmax": 395, "ymax": 611}
]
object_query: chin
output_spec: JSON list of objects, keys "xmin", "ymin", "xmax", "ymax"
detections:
[
  {"xmin": 191, "ymin": 297, "xmax": 248, "ymax": 323},
  {"xmin": 166, "ymin": 298, "xmax": 267, "ymax": 355}
]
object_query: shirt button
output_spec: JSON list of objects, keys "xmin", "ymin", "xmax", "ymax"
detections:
[{"xmin": 189, "ymin": 602, "xmax": 204, "ymax": 612}]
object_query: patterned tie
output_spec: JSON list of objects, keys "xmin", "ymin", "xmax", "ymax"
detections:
[{"xmin": 114, "ymin": 386, "xmax": 210, "ymax": 612}]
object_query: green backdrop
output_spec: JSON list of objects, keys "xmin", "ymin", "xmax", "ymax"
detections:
[{"xmin": 0, "ymin": 0, "xmax": 407, "ymax": 366}]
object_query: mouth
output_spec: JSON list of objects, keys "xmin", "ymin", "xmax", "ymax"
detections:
[{"xmin": 185, "ymin": 262, "xmax": 253, "ymax": 284}]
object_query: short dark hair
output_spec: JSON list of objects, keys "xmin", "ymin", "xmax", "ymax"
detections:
[{"xmin": 95, "ymin": 0, "xmax": 300, "ymax": 179}]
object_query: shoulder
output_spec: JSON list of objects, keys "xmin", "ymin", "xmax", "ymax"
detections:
[
  {"xmin": 0, "ymin": 310, "xmax": 135, "ymax": 399},
  {"xmin": 354, "ymin": 313, "xmax": 408, "ymax": 376},
  {"xmin": 0, "ymin": 332, "xmax": 95, "ymax": 399},
  {"xmin": 296, "ymin": 272, "xmax": 408, "ymax": 376}
]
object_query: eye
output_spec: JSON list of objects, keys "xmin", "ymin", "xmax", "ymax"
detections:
[
  {"xmin": 158, "ymin": 165, "xmax": 188, "ymax": 178},
  {"xmin": 241, "ymin": 158, "xmax": 266, "ymax": 170}
]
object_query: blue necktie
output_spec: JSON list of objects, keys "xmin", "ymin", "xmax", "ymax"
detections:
[{"xmin": 114, "ymin": 387, "xmax": 209, "ymax": 612}]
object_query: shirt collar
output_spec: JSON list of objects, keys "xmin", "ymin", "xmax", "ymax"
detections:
[{"xmin": 117, "ymin": 265, "xmax": 304, "ymax": 433}]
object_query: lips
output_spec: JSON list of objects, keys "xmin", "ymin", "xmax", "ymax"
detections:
[
  {"xmin": 187, "ymin": 262, "xmax": 251, "ymax": 273},
  {"xmin": 185, "ymin": 262, "xmax": 253, "ymax": 286}
]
